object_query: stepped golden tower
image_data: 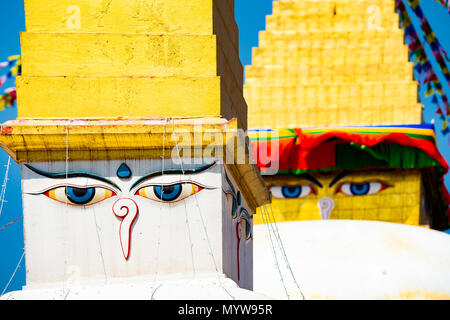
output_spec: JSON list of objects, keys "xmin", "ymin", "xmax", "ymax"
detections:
[
  {"xmin": 245, "ymin": 0, "xmax": 421, "ymax": 128},
  {"xmin": 20, "ymin": 0, "xmax": 249, "ymax": 130}
]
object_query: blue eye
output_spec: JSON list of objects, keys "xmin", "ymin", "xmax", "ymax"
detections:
[
  {"xmin": 349, "ymin": 183, "xmax": 370, "ymax": 195},
  {"xmin": 154, "ymin": 184, "xmax": 182, "ymax": 202},
  {"xmin": 136, "ymin": 183, "xmax": 204, "ymax": 203},
  {"xmin": 65, "ymin": 187, "xmax": 95, "ymax": 205},
  {"xmin": 44, "ymin": 186, "xmax": 116, "ymax": 206},
  {"xmin": 282, "ymin": 186, "xmax": 302, "ymax": 198},
  {"xmin": 271, "ymin": 185, "xmax": 315, "ymax": 199},
  {"xmin": 339, "ymin": 182, "xmax": 385, "ymax": 196}
]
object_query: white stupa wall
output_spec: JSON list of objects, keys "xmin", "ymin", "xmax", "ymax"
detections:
[
  {"xmin": 19, "ymin": 158, "xmax": 253, "ymax": 290},
  {"xmin": 253, "ymin": 220, "xmax": 450, "ymax": 300}
]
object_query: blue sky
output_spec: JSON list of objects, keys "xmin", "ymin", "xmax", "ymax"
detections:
[{"xmin": 0, "ymin": 0, "xmax": 449, "ymax": 294}]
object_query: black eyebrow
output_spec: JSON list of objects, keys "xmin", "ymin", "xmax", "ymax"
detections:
[
  {"xmin": 24, "ymin": 164, "xmax": 121, "ymax": 191},
  {"xmin": 223, "ymin": 171, "xmax": 236, "ymax": 196},
  {"xmin": 129, "ymin": 162, "xmax": 217, "ymax": 191},
  {"xmin": 300, "ymin": 173, "xmax": 323, "ymax": 188},
  {"xmin": 329, "ymin": 171, "xmax": 351, "ymax": 188}
]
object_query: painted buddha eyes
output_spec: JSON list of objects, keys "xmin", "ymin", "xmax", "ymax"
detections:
[
  {"xmin": 45, "ymin": 186, "xmax": 116, "ymax": 206},
  {"xmin": 43, "ymin": 183, "xmax": 204, "ymax": 206},
  {"xmin": 338, "ymin": 182, "xmax": 387, "ymax": 196},
  {"xmin": 44, "ymin": 183, "xmax": 204, "ymax": 205},
  {"xmin": 271, "ymin": 185, "xmax": 315, "ymax": 199},
  {"xmin": 26, "ymin": 163, "xmax": 216, "ymax": 207},
  {"xmin": 271, "ymin": 181, "xmax": 389, "ymax": 199},
  {"xmin": 135, "ymin": 183, "xmax": 204, "ymax": 203},
  {"xmin": 239, "ymin": 218, "xmax": 252, "ymax": 241}
]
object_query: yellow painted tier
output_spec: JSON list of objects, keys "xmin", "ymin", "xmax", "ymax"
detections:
[
  {"xmin": 19, "ymin": 0, "xmax": 247, "ymax": 129},
  {"xmin": 245, "ymin": 83, "xmax": 422, "ymax": 128},
  {"xmin": 0, "ymin": 117, "xmax": 234, "ymax": 161},
  {"xmin": 21, "ymin": 33, "xmax": 218, "ymax": 77},
  {"xmin": 245, "ymin": 0, "xmax": 421, "ymax": 128},
  {"xmin": 25, "ymin": 0, "xmax": 235, "ymax": 36},
  {"xmin": 269, "ymin": 0, "xmax": 398, "ymax": 31},
  {"xmin": 17, "ymin": 76, "xmax": 221, "ymax": 118}
]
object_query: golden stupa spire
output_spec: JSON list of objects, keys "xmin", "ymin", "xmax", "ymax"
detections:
[
  {"xmin": 245, "ymin": 0, "xmax": 422, "ymax": 128},
  {"xmin": 19, "ymin": 0, "xmax": 248, "ymax": 130}
]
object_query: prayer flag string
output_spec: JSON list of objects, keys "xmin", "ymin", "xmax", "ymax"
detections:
[
  {"xmin": 0, "ymin": 88, "xmax": 17, "ymax": 111},
  {"xmin": 396, "ymin": 0, "xmax": 450, "ymax": 135},
  {"xmin": 0, "ymin": 55, "xmax": 20, "ymax": 111},
  {"xmin": 432, "ymin": 0, "xmax": 450, "ymax": 12},
  {"xmin": 0, "ymin": 216, "xmax": 23, "ymax": 232}
]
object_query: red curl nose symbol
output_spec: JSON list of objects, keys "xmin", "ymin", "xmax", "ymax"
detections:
[
  {"xmin": 113, "ymin": 198, "xmax": 139, "ymax": 260},
  {"xmin": 318, "ymin": 197, "xmax": 335, "ymax": 220}
]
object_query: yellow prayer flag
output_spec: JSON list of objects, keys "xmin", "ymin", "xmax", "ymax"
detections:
[{"xmin": 8, "ymin": 55, "xmax": 20, "ymax": 61}]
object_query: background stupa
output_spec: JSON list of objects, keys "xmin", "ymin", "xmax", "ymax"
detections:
[{"xmin": 246, "ymin": 0, "xmax": 450, "ymax": 229}]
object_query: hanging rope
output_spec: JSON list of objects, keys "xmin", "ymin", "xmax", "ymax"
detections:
[
  {"xmin": 192, "ymin": 186, "xmax": 236, "ymax": 300},
  {"xmin": 0, "ymin": 156, "xmax": 11, "ymax": 219},
  {"xmin": 251, "ymin": 161, "xmax": 306, "ymax": 300},
  {"xmin": 150, "ymin": 118, "xmax": 168, "ymax": 299},
  {"xmin": 264, "ymin": 200, "xmax": 306, "ymax": 299},
  {"xmin": 172, "ymin": 118, "xmax": 197, "ymax": 278},
  {"xmin": 258, "ymin": 193, "xmax": 290, "ymax": 299},
  {"xmin": 432, "ymin": 0, "xmax": 450, "ymax": 13},
  {"xmin": 172, "ymin": 119, "xmax": 234, "ymax": 299},
  {"xmin": 0, "ymin": 215, "xmax": 23, "ymax": 232},
  {"xmin": 397, "ymin": 0, "xmax": 450, "ymax": 134},
  {"xmin": 1, "ymin": 251, "xmax": 25, "ymax": 297},
  {"xmin": 250, "ymin": 164, "xmax": 291, "ymax": 299},
  {"xmin": 92, "ymin": 209, "xmax": 108, "ymax": 283}
]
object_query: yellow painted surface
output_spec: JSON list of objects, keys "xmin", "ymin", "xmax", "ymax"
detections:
[
  {"xmin": 21, "ymin": 33, "xmax": 218, "ymax": 77},
  {"xmin": 245, "ymin": 0, "xmax": 421, "ymax": 128},
  {"xmin": 245, "ymin": 82, "xmax": 421, "ymax": 128},
  {"xmin": 0, "ymin": 118, "xmax": 235, "ymax": 157},
  {"xmin": 0, "ymin": 117, "xmax": 234, "ymax": 158},
  {"xmin": 16, "ymin": 76, "xmax": 221, "ymax": 119},
  {"xmin": 25, "ymin": 0, "xmax": 216, "ymax": 34},
  {"xmin": 255, "ymin": 170, "xmax": 422, "ymax": 226},
  {"xmin": 17, "ymin": 0, "xmax": 246, "ymax": 129}
]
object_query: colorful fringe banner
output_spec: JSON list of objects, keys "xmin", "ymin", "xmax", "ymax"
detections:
[
  {"xmin": 249, "ymin": 125, "xmax": 450, "ymax": 228},
  {"xmin": 249, "ymin": 125, "xmax": 446, "ymax": 173},
  {"xmin": 396, "ymin": 0, "xmax": 450, "ymax": 135}
]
